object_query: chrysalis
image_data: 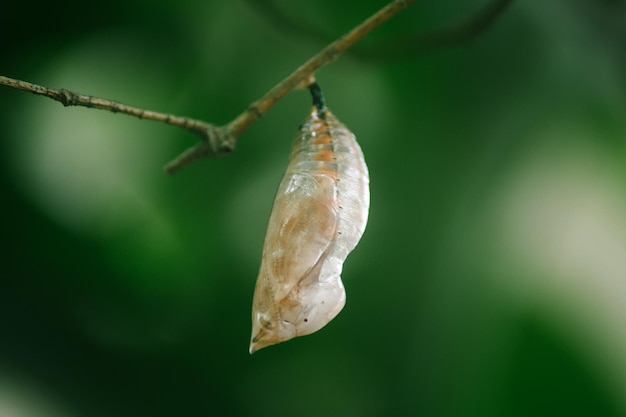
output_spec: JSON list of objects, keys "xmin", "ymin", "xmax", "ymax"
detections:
[{"xmin": 249, "ymin": 83, "xmax": 370, "ymax": 353}]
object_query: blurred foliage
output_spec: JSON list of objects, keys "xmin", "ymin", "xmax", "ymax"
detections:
[{"xmin": 1, "ymin": 0, "xmax": 626, "ymax": 416}]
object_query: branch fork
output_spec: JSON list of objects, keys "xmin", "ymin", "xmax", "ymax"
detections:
[
  {"xmin": 164, "ymin": 125, "xmax": 234, "ymax": 175},
  {"xmin": 0, "ymin": 0, "xmax": 514, "ymax": 175}
]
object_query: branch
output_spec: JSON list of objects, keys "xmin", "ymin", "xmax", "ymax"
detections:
[
  {"xmin": 165, "ymin": 0, "xmax": 415, "ymax": 174},
  {"xmin": 0, "ymin": 76, "xmax": 215, "ymax": 139},
  {"xmin": 1, "ymin": 0, "xmax": 513, "ymax": 175},
  {"xmin": 1, "ymin": 0, "xmax": 415, "ymax": 175}
]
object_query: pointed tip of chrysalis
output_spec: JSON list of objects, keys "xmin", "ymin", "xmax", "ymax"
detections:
[
  {"xmin": 249, "ymin": 327, "xmax": 272, "ymax": 354},
  {"xmin": 249, "ymin": 334, "xmax": 260, "ymax": 354},
  {"xmin": 248, "ymin": 336, "xmax": 272, "ymax": 354}
]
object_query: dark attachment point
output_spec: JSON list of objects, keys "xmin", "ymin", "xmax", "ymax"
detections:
[{"xmin": 308, "ymin": 82, "xmax": 326, "ymax": 118}]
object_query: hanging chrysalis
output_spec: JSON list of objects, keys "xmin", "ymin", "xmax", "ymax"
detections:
[{"xmin": 249, "ymin": 82, "xmax": 370, "ymax": 353}]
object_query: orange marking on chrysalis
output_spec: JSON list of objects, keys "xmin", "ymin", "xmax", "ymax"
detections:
[{"xmin": 312, "ymin": 149, "xmax": 335, "ymax": 162}]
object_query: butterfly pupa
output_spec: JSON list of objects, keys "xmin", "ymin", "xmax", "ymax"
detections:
[{"xmin": 249, "ymin": 82, "xmax": 370, "ymax": 353}]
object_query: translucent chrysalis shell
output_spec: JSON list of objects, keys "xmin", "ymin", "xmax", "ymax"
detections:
[{"xmin": 249, "ymin": 105, "xmax": 370, "ymax": 353}]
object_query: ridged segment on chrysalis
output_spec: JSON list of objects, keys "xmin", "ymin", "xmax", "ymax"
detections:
[{"xmin": 249, "ymin": 83, "xmax": 370, "ymax": 353}]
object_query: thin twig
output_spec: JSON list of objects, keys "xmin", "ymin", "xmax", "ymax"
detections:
[{"xmin": 0, "ymin": 76, "xmax": 215, "ymax": 139}]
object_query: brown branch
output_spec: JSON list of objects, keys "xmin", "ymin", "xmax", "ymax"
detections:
[
  {"xmin": 1, "ymin": 0, "xmax": 513, "ymax": 175},
  {"xmin": 0, "ymin": 0, "xmax": 513, "ymax": 174},
  {"xmin": 0, "ymin": 76, "xmax": 215, "ymax": 139},
  {"xmin": 167, "ymin": 0, "xmax": 513, "ymax": 172},
  {"xmin": 0, "ymin": 0, "xmax": 415, "ymax": 175},
  {"xmin": 165, "ymin": 0, "xmax": 415, "ymax": 174}
]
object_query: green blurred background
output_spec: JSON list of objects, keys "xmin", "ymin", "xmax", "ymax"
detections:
[{"xmin": 1, "ymin": 0, "xmax": 626, "ymax": 416}]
